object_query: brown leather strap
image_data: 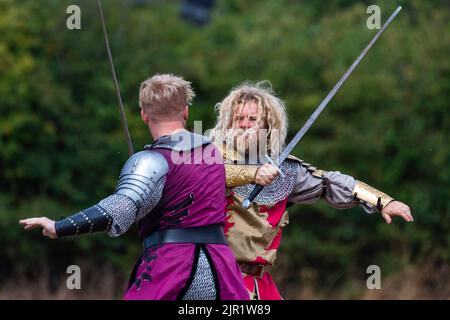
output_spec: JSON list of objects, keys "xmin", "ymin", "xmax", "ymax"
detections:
[{"xmin": 239, "ymin": 263, "xmax": 271, "ymax": 278}]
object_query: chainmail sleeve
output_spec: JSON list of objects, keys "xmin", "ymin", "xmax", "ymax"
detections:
[{"xmin": 55, "ymin": 150, "xmax": 168, "ymax": 238}]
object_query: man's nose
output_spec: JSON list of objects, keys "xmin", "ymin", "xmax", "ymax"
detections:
[{"xmin": 240, "ymin": 118, "xmax": 250, "ymax": 129}]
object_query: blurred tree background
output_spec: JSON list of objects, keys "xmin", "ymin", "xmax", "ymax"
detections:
[{"xmin": 0, "ymin": 0, "xmax": 448, "ymax": 298}]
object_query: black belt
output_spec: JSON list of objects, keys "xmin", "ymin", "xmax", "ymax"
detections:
[{"xmin": 143, "ymin": 224, "xmax": 227, "ymax": 249}]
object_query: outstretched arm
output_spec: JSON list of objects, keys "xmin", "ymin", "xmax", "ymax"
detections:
[
  {"xmin": 287, "ymin": 160, "xmax": 413, "ymax": 223},
  {"xmin": 19, "ymin": 150, "xmax": 168, "ymax": 239}
]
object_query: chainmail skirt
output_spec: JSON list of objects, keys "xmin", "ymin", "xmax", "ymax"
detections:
[{"xmin": 182, "ymin": 248, "xmax": 217, "ymax": 300}]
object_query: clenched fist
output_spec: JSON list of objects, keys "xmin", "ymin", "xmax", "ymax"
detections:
[{"xmin": 255, "ymin": 163, "xmax": 279, "ymax": 186}]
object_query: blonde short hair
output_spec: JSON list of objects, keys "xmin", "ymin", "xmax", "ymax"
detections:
[{"xmin": 139, "ymin": 74, "xmax": 195, "ymax": 121}]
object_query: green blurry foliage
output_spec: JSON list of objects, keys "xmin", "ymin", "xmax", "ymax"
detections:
[{"xmin": 0, "ymin": 0, "xmax": 448, "ymax": 297}]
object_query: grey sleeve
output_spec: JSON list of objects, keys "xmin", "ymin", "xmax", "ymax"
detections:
[{"xmin": 288, "ymin": 163, "xmax": 375, "ymax": 212}]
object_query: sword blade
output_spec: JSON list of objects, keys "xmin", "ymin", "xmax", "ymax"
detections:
[
  {"xmin": 276, "ymin": 5, "xmax": 402, "ymax": 165},
  {"xmin": 242, "ymin": 6, "xmax": 402, "ymax": 209},
  {"xmin": 97, "ymin": 0, "xmax": 134, "ymax": 156}
]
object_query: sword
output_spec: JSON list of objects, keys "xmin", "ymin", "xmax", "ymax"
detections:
[
  {"xmin": 96, "ymin": 0, "xmax": 134, "ymax": 156},
  {"xmin": 242, "ymin": 6, "xmax": 402, "ymax": 209}
]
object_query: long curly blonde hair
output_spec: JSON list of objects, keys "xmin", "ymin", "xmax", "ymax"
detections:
[{"xmin": 211, "ymin": 81, "xmax": 287, "ymax": 157}]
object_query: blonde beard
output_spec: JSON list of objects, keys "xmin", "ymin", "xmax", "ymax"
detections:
[{"xmin": 226, "ymin": 128, "xmax": 269, "ymax": 162}]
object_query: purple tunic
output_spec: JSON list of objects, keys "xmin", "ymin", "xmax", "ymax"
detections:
[{"xmin": 123, "ymin": 145, "xmax": 248, "ymax": 300}]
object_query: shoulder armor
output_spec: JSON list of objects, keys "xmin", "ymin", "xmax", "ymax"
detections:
[
  {"xmin": 55, "ymin": 151, "xmax": 168, "ymax": 238},
  {"xmin": 145, "ymin": 130, "xmax": 210, "ymax": 152},
  {"xmin": 286, "ymin": 155, "xmax": 326, "ymax": 178},
  {"xmin": 286, "ymin": 154, "xmax": 303, "ymax": 164},
  {"xmin": 115, "ymin": 150, "xmax": 168, "ymax": 218}
]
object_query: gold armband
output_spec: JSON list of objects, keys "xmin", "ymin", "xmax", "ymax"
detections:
[
  {"xmin": 215, "ymin": 142, "xmax": 259, "ymax": 187},
  {"xmin": 352, "ymin": 181, "xmax": 394, "ymax": 211},
  {"xmin": 225, "ymin": 164, "xmax": 259, "ymax": 187}
]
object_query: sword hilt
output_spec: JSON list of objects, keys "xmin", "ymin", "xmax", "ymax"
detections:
[{"xmin": 242, "ymin": 184, "xmax": 264, "ymax": 209}]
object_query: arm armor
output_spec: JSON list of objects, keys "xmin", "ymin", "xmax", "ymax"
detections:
[
  {"xmin": 55, "ymin": 150, "xmax": 168, "ymax": 238},
  {"xmin": 55, "ymin": 204, "xmax": 113, "ymax": 237},
  {"xmin": 213, "ymin": 141, "xmax": 259, "ymax": 187},
  {"xmin": 224, "ymin": 164, "xmax": 259, "ymax": 187},
  {"xmin": 114, "ymin": 150, "xmax": 168, "ymax": 221},
  {"xmin": 352, "ymin": 181, "xmax": 394, "ymax": 212}
]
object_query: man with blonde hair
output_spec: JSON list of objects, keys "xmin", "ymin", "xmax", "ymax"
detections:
[
  {"xmin": 20, "ymin": 74, "xmax": 248, "ymax": 300},
  {"xmin": 212, "ymin": 81, "xmax": 413, "ymax": 300}
]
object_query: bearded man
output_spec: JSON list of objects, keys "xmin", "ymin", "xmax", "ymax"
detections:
[{"xmin": 211, "ymin": 82, "xmax": 413, "ymax": 300}]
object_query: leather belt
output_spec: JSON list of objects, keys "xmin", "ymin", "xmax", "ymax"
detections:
[
  {"xmin": 143, "ymin": 224, "xmax": 227, "ymax": 249},
  {"xmin": 239, "ymin": 263, "xmax": 272, "ymax": 278}
]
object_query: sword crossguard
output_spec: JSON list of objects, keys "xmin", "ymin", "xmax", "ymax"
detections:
[{"xmin": 264, "ymin": 155, "xmax": 285, "ymax": 179}]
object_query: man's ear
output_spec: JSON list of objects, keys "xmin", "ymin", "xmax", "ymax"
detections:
[
  {"xmin": 183, "ymin": 105, "xmax": 188, "ymax": 121},
  {"xmin": 141, "ymin": 109, "xmax": 149, "ymax": 124}
]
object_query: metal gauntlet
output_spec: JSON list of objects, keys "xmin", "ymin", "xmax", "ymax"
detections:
[
  {"xmin": 225, "ymin": 164, "xmax": 259, "ymax": 187},
  {"xmin": 352, "ymin": 181, "xmax": 394, "ymax": 211},
  {"xmin": 55, "ymin": 205, "xmax": 113, "ymax": 237}
]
